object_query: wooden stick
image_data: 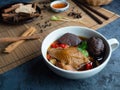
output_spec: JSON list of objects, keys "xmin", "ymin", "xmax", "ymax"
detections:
[
  {"xmin": 11, "ymin": 3, "xmax": 23, "ymax": 7},
  {"xmin": 4, "ymin": 26, "xmax": 37, "ymax": 53},
  {"xmin": 13, "ymin": 13, "xmax": 40, "ymax": 22},
  {"xmin": 2, "ymin": 13, "xmax": 17, "ymax": 20},
  {"xmin": 4, "ymin": 4, "xmax": 20, "ymax": 13},
  {"xmin": 79, "ymin": 2, "xmax": 109, "ymax": 20},
  {"xmin": 72, "ymin": 0, "xmax": 103, "ymax": 24},
  {"xmin": 0, "ymin": 34, "xmax": 41, "ymax": 43},
  {"xmin": 24, "ymin": 24, "xmax": 29, "ymax": 28},
  {"xmin": 2, "ymin": 13, "xmax": 16, "ymax": 17}
]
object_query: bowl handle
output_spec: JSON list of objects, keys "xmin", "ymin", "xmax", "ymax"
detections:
[{"xmin": 107, "ymin": 38, "xmax": 119, "ymax": 52}]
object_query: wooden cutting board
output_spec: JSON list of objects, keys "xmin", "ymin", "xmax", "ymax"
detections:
[{"xmin": 0, "ymin": 0, "xmax": 119, "ymax": 74}]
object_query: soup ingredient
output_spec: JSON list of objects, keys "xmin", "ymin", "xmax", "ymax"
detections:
[
  {"xmin": 87, "ymin": 37, "xmax": 105, "ymax": 56},
  {"xmin": 86, "ymin": 62, "xmax": 93, "ymax": 70},
  {"xmin": 57, "ymin": 33, "xmax": 82, "ymax": 46},
  {"xmin": 48, "ymin": 47, "xmax": 90, "ymax": 70},
  {"xmin": 62, "ymin": 64, "xmax": 76, "ymax": 71},
  {"xmin": 55, "ymin": 62, "xmax": 76, "ymax": 71},
  {"xmin": 51, "ymin": 42, "xmax": 69, "ymax": 48},
  {"xmin": 47, "ymin": 54, "xmax": 51, "ymax": 60},
  {"xmin": 59, "ymin": 43, "xmax": 69, "ymax": 48},
  {"xmin": 52, "ymin": 3, "xmax": 67, "ymax": 8},
  {"xmin": 49, "ymin": 59, "xmax": 56, "ymax": 65},
  {"xmin": 78, "ymin": 41, "xmax": 89, "ymax": 57},
  {"xmin": 78, "ymin": 41, "xmax": 87, "ymax": 50},
  {"xmin": 51, "ymin": 41, "xmax": 59, "ymax": 48},
  {"xmin": 80, "ymin": 50, "xmax": 88, "ymax": 57}
]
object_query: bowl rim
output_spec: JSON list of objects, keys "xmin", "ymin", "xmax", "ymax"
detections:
[{"xmin": 41, "ymin": 26, "xmax": 112, "ymax": 74}]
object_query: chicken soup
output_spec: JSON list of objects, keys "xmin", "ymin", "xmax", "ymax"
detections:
[{"xmin": 47, "ymin": 33, "xmax": 105, "ymax": 71}]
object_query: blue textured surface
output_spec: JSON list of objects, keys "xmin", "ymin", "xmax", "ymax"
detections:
[
  {"xmin": 0, "ymin": 0, "xmax": 120, "ymax": 90},
  {"xmin": 0, "ymin": 0, "xmax": 31, "ymax": 7}
]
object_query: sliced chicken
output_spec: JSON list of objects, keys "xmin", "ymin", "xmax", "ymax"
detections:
[{"xmin": 48, "ymin": 47, "xmax": 89, "ymax": 70}]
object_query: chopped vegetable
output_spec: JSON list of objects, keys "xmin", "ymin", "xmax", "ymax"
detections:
[
  {"xmin": 78, "ymin": 41, "xmax": 87, "ymax": 50},
  {"xmin": 80, "ymin": 49, "xmax": 89, "ymax": 57},
  {"xmin": 47, "ymin": 54, "xmax": 51, "ymax": 60},
  {"xmin": 59, "ymin": 43, "xmax": 69, "ymax": 48},
  {"xmin": 50, "ymin": 16, "xmax": 61, "ymax": 21},
  {"xmin": 49, "ymin": 59, "xmax": 56, "ymax": 65},
  {"xmin": 86, "ymin": 62, "xmax": 93, "ymax": 70},
  {"xmin": 78, "ymin": 41, "xmax": 89, "ymax": 57},
  {"xmin": 51, "ymin": 42, "xmax": 59, "ymax": 48}
]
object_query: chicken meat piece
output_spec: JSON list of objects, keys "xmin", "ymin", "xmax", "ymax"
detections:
[{"xmin": 48, "ymin": 47, "xmax": 89, "ymax": 70}]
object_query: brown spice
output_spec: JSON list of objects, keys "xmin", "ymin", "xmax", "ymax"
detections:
[
  {"xmin": 40, "ymin": 29, "xmax": 43, "ymax": 33},
  {"xmin": 36, "ymin": 20, "xmax": 52, "ymax": 33},
  {"xmin": 68, "ymin": 11, "xmax": 82, "ymax": 19}
]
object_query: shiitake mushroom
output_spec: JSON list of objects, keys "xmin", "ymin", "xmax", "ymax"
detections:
[
  {"xmin": 87, "ymin": 37, "xmax": 105, "ymax": 57},
  {"xmin": 87, "ymin": 37, "xmax": 105, "ymax": 66}
]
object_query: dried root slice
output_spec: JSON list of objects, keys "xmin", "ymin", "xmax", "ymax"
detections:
[
  {"xmin": 15, "ymin": 4, "xmax": 36, "ymax": 14},
  {"xmin": 4, "ymin": 26, "xmax": 37, "ymax": 53}
]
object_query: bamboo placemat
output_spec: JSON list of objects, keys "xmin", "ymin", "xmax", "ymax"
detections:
[{"xmin": 0, "ymin": 0, "xmax": 119, "ymax": 74}]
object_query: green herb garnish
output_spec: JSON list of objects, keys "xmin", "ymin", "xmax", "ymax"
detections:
[{"xmin": 78, "ymin": 41, "xmax": 89, "ymax": 57}]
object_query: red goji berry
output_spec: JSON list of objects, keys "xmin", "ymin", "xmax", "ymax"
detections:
[{"xmin": 86, "ymin": 62, "xmax": 93, "ymax": 70}]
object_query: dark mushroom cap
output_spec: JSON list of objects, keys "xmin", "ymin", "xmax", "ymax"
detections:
[
  {"xmin": 87, "ymin": 37, "xmax": 105, "ymax": 56},
  {"xmin": 57, "ymin": 33, "xmax": 82, "ymax": 46}
]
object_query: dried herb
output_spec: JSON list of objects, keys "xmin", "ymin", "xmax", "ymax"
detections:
[
  {"xmin": 50, "ymin": 15, "xmax": 85, "ymax": 25},
  {"xmin": 68, "ymin": 11, "xmax": 82, "ymax": 19},
  {"xmin": 36, "ymin": 20, "xmax": 52, "ymax": 33}
]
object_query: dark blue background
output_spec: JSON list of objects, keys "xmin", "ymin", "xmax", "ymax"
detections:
[{"xmin": 0, "ymin": 0, "xmax": 120, "ymax": 90}]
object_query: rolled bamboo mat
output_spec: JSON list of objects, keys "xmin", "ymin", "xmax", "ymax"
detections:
[{"xmin": 0, "ymin": 0, "xmax": 119, "ymax": 74}]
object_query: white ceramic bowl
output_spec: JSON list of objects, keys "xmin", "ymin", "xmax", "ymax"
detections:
[
  {"xmin": 50, "ymin": 0, "xmax": 69, "ymax": 12},
  {"xmin": 41, "ymin": 26, "xmax": 119, "ymax": 79}
]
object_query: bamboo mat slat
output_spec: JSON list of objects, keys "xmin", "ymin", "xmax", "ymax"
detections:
[{"xmin": 0, "ymin": 0, "xmax": 119, "ymax": 74}]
